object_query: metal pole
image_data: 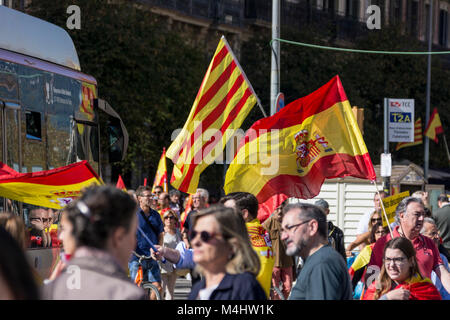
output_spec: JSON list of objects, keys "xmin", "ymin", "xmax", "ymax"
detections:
[
  {"xmin": 383, "ymin": 98, "xmax": 390, "ymax": 194},
  {"xmin": 270, "ymin": 0, "xmax": 280, "ymax": 116},
  {"xmin": 424, "ymin": 0, "xmax": 434, "ymax": 183}
]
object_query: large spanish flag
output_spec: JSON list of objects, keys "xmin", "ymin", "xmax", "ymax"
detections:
[
  {"xmin": 0, "ymin": 160, "xmax": 102, "ymax": 209},
  {"xmin": 152, "ymin": 148, "xmax": 168, "ymax": 193},
  {"xmin": 224, "ymin": 76, "xmax": 376, "ymax": 221},
  {"xmin": 395, "ymin": 118, "xmax": 423, "ymax": 151},
  {"xmin": 424, "ymin": 108, "xmax": 444, "ymax": 143},
  {"xmin": 167, "ymin": 36, "xmax": 259, "ymax": 194}
]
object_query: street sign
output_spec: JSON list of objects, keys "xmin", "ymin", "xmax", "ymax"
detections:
[
  {"xmin": 275, "ymin": 92, "xmax": 285, "ymax": 113},
  {"xmin": 380, "ymin": 153, "xmax": 392, "ymax": 177},
  {"xmin": 387, "ymin": 98, "xmax": 414, "ymax": 142}
]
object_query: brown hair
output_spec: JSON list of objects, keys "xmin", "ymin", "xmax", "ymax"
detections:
[
  {"xmin": 374, "ymin": 237, "xmax": 422, "ymax": 299},
  {"xmin": 0, "ymin": 212, "xmax": 27, "ymax": 250}
]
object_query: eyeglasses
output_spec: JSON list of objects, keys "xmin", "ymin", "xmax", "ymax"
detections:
[
  {"xmin": 375, "ymin": 230, "xmax": 387, "ymax": 235},
  {"xmin": 384, "ymin": 257, "xmax": 407, "ymax": 266},
  {"xmin": 188, "ymin": 230, "xmax": 218, "ymax": 243},
  {"xmin": 281, "ymin": 220, "xmax": 311, "ymax": 235},
  {"xmin": 371, "ymin": 218, "xmax": 382, "ymax": 223},
  {"xmin": 165, "ymin": 216, "xmax": 176, "ymax": 220}
]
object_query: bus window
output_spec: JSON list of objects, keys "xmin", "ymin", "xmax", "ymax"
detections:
[
  {"xmin": 0, "ymin": 63, "xmax": 19, "ymax": 101},
  {"xmin": 25, "ymin": 110, "xmax": 41, "ymax": 141},
  {"xmin": 3, "ymin": 102, "xmax": 21, "ymax": 172},
  {"xmin": 75, "ymin": 122, "xmax": 99, "ymax": 173},
  {"xmin": 46, "ymin": 74, "xmax": 78, "ymax": 169},
  {"xmin": 107, "ymin": 118, "xmax": 124, "ymax": 163}
]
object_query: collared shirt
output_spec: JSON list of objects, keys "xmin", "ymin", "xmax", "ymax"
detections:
[
  {"xmin": 130, "ymin": 207, "xmax": 164, "ymax": 262},
  {"xmin": 368, "ymin": 225, "xmax": 443, "ymax": 279}
]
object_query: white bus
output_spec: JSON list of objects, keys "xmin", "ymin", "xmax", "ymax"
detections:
[{"xmin": 0, "ymin": 5, "xmax": 128, "ymax": 280}]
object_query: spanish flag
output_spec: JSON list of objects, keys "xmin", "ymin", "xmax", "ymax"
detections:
[
  {"xmin": 167, "ymin": 36, "xmax": 259, "ymax": 194},
  {"xmin": 0, "ymin": 160, "xmax": 102, "ymax": 209},
  {"xmin": 395, "ymin": 118, "xmax": 423, "ymax": 151},
  {"xmin": 424, "ymin": 108, "xmax": 444, "ymax": 143},
  {"xmin": 224, "ymin": 76, "xmax": 376, "ymax": 221},
  {"xmin": 152, "ymin": 148, "xmax": 168, "ymax": 193}
]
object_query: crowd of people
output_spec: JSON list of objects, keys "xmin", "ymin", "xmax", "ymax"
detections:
[{"xmin": 0, "ymin": 183, "xmax": 449, "ymax": 301}]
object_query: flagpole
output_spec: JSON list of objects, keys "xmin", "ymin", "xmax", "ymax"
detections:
[
  {"xmin": 270, "ymin": 0, "xmax": 280, "ymax": 116},
  {"xmin": 372, "ymin": 180, "xmax": 394, "ymax": 238},
  {"xmin": 443, "ymin": 134, "xmax": 450, "ymax": 166},
  {"xmin": 424, "ymin": 0, "xmax": 434, "ymax": 183}
]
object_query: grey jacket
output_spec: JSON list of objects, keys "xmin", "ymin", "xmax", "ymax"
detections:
[{"xmin": 43, "ymin": 247, "xmax": 146, "ymax": 300}]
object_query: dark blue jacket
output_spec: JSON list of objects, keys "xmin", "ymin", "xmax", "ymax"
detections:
[
  {"xmin": 188, "ymin": 272, "xmax": 266, "ymax": 300},
  {"xmin": 130, "ymin": 208, "xmax": 164, "ymax": 262}
]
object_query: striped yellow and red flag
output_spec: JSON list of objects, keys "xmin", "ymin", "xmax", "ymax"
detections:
[
  {"xmin": 0, "ymin": 160, "xmax": 102, "ymax": 209},
  {"xmin": 167, "ymin": 36, "xmax": 259, "ymax": 194},
  {"xmin": 424, "ymin": 108, "xmax": 444, "ymax": 143},
  {"xmin": 152, "ymin": 148, "xmax": 168, "ymax": 193},
  {"xmin": 224, "ymin": 76, "xmax": 376, "ymax": 221},
  {"xmin": 395, "ymin": 118, "xmax": 423, "ymax": 151}
]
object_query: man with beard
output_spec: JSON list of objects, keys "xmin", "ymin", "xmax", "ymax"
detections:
[
  {"xmin": 366, "ymin": 196, "xmax": 450, "ymax": 294},
  {"xmin": 281, "ymin": 203, "xmax": 352, "ymax": 300}
]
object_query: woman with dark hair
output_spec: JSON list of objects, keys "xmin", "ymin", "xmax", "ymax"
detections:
[
  {"xmin": 363, "ymin": 237, "xmax": 441, "ymax": 300},
  {"xmin": 349, "ymin": 223, "xmax": 388, "ymax": 298},
  {"xmin": 43, "ymin": 185, "xmax": 145, "ymax": 300},
  {"xmin": 188, "ymin": 206, "xmax": 266, "ymax": 300},
  {"xmin": 0, "ymin": 226, "xmax": 39, "ymax": 299}
]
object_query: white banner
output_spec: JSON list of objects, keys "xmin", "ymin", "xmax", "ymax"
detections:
[{"xmin": 388, "ymin": 98, "xmax": 414, "ymax": 142}]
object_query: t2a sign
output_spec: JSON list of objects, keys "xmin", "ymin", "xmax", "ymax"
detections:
[{"xmin": 388, "ymin": 99, "xmax": 414, "ymax": 143}]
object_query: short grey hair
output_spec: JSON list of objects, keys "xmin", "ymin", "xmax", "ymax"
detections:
[
  {"xmin": 169, "ymin": 189, "xmax": 181, "ymax": 197},
  {"xmin": 196, "ymin": 188, "xmax": 209, "ymax": 202},
  {"xmin": 395, "ymin": 196, "xmax": 424, "ymax": 223},
  {"xmin": 420, "ymin": 217, "xmax": 437, "ymax": 234}
]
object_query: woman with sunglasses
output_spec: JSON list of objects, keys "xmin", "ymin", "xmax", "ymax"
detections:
[
  {"xmin": 363, "ymin": 237, "xmax": 441, "ymax": 300},
  {"xmin": 159, "ymin": 210, "xmax": 183, "ymax": 300},
  {"xmin": 346, "ymin": 210, "xmax": 383, "ymax": 256},
  {"xmin": 188, "ymin": 206, "xmax": 266, "ymax": 300}
]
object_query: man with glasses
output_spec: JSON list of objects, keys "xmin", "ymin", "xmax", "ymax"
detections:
[
  {"xmin": 129, "ymin": 185, "xmax": 164, "ymax": 299},
  {"xmin": 421, "ymin": 218, "xmax": 450, "ymax": 300},
  {"xmin": 366, "ymin": 196, "xmax": 450, "ymax": 294},
  {"xmin": 29, "ymin": 208, "xmax": 50, "ymax": 247},
  {"xmin": 281, "ymin": 203, "xmax": 352, "ymax": 300}
]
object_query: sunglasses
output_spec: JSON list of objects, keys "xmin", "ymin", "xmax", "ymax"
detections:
[
  {"xmin": 371, "ymin": 218, "xmax": 382, "ymax": 223},
  {"xmin": 164, "ymin": 216, "xmax": 176, "ymax": 220},
  {"xmin": 188, "ymin": 230, "xmax": 218, "ymax": 243}
]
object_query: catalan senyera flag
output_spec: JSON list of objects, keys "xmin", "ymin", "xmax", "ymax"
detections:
[
  {"xmin": 152, "ymin": 148, "xmax": 168, "ymax": 193},
  {"xmin": 224, "ymin": 76, "xmax": 376, "ymax": 222},
  {"xmin": 167, "ymin": 36, "xmax": 259, "ymax": 194},
  {"xmin": 0, "ymin": 160, "xmax": 102, "ymax": 209},
  {"xmin": 424, "ymin": 108, "xmax": 444, "ymax": 143},
  {"xmin": 395, "ymin": 118, "xmax": 423, "ymax": 151}
]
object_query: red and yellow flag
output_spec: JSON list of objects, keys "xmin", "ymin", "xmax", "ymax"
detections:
[
  {"xmin": 424, "ymin": 108, "xmax": 444, "ymax": 143},
  {"xmin": 152, "ymin": 148, "xmax": 168, "ymax": 193},
  {"xmin": 224, "ymin": 76, "xmax": 376, "ymax": 222},
  {"xmin": 395, "ymin": 118, "xmax": 423, "ymax": 151},
  {"xmin": 0, "ymin": 160, "xmax": 102, "ymax": 209},
  {"xmin": 167, "ymin": 36, "xmax": 259, "ymax": 194},
  {"xmin": 116, "ymin": 174, "xmax": 127, "ymax": 191}
]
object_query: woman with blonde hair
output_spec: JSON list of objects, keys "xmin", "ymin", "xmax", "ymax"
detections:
[
  {"xmin": 188, "ymin": 206, "xmax": 266, "ymax": 300},
  {"xmin": 363, "ymin": 237, "xmax": 441, "ymax": 300},
  {"xmin": 346, "ymin": 210, "xmax": 382, "ymax": 255}
]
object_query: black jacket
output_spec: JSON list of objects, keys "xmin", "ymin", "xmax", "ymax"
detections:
[
  {"xmin": 188, "ymin": 272, "xmax": 266, "ymax": 300},
  {"xmin": 328, "ymin": 221, "xmax": 346, "ymax": 261}
]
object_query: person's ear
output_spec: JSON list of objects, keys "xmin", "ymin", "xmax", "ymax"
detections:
[
  {"xmin": 309, "ymin": 220, "xmax": 319, "ymax": 236},
  {"xmin": 112, "ymin": 226, "xmax": 127, "ymax": 248},
  {"xmin": 242, "ymin": 209, "xmax": 249, "ymax": 221}
]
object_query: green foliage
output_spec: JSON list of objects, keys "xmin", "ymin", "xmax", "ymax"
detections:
[{"xmin": 241, "ymin": 23, "xmax": 450, "ymax": 169}]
